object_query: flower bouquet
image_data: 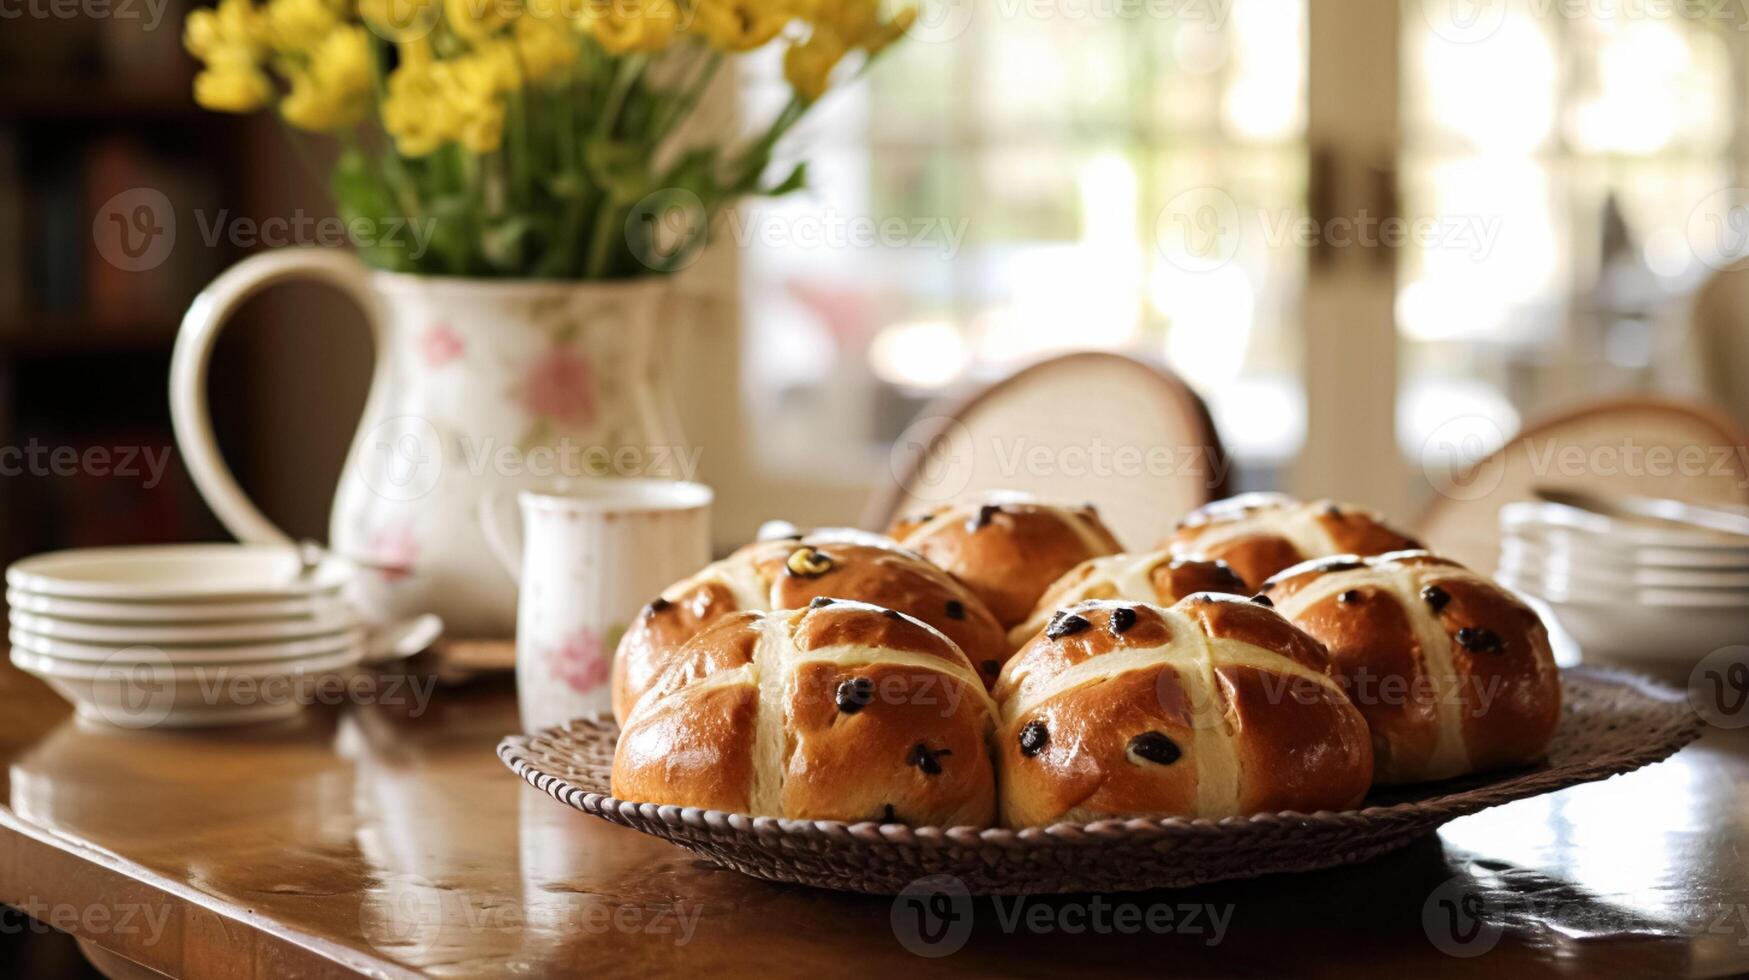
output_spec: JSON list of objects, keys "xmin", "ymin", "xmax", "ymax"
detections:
[{"xmin": 181, "ymin": 0, "xmax": 915, "ymax": 277}]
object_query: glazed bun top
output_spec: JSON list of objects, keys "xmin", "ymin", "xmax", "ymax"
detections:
[
  {"xmin": 1260, "ymin": 549, "xmax": 1561, "ymax": 783},
  {"xmin": 1164, "ymin": 493, "xmax": 1421, "ymax": 590},
  {"xmin": 613, "ymin": 600, "xmax": 998, "ymax": 826},
  {"xmin": 992, "ymin": 595, "xmax": 1372, "ymax": 826},
  {"xmin": 1006, "ymin": 550, "xmax": 1250, "ymax": 650},
  {"xmin": 888, "ymin": 492, "xmax": 1125, "ymax": 628},
  {"xmin": 612, "ymin": 528, "xmax": 1006, "ymax": 722}
]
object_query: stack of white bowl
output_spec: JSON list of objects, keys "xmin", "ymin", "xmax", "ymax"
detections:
[
  {"xmin": 7, "ymin": 544, "xmax": 365, "ymax": 728},
  {"xmin": 1497, "ymin": 500, "xmax": 1749, "ymax": 672}
]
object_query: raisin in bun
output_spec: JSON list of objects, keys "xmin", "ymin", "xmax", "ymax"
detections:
[
  {"xmin": 994, "ymin": 596, "xmax": 1373, "ymax": 827},
  {"xmin": 612, "ymin": 601, "xmax": 998, "ymax": 826},
  {"xmin": 888, "ymin": 494, "xmax": 1124, "ymax": 629},
  {"xmin": 1164, "ymin": 493, "xmax": 1421, "ymax": 590},
  {"xmin": 1007, "ymin": 551, "xmax": 1250, "ymax": 650},
  {"xmin": 1261, "ymin": 550, "xmax": 1560, "ymax": 784},
  {"xmin": 611, "ymin": 529, "xmax": 1005, "ymax": 723}
]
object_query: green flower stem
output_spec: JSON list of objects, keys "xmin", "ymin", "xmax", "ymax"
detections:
[
  {"xmin": 584, "ymin": 198, "xmax": 620, "ymax": 279},
  {"xmin": 651, "ymin": 50, "xmax": 721, "ymax": 146},
  {"xmin": 595, "ymin": 54, "xmax": 648, "ymax": 140}
]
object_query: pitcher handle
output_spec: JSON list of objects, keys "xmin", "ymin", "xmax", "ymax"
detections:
[
  {"xmin": 170, "ymin": 248, "xmax": 384, "ymax": 545},
  {"xmin": 476, "ymin": 488, "xmax": 523, "ymax": 584}
]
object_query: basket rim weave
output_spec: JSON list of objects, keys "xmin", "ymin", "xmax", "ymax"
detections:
[{"xmin": 498, "ymin": 665, "xmax": 1705, "ymax": 849}]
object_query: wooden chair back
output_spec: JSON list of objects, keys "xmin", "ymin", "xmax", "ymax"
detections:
[{"xmin": 863, "ymin": 352, "xmax": 1228, "ymax": 549}]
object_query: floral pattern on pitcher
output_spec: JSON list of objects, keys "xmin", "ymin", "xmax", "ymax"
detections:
[
  {"xmin": 421, "ymin": 322, "xmax": 465, "ymax": 367},
  {"xmin": 519, "ymin": 345, "xmax": 597, "ymax": 429},
  {"xmin": 365, "ymin": 524, "xmax": 419, "ymax": 582},
  {"xmin": 549, "ymin": 625, "xmax": 612, "ymax": 694}
]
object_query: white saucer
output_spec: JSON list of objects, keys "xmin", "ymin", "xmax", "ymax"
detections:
[
  {"xmin": 9, "ymin": 644, "xmax": 364, "ymax": 729},
  {"xmin": 9, "ymin": 626, "xmax": 366, "ymax": 665},
  {"xmin": 10, "ymin": 608, "xmax": 360, "ymax": 646},
  {"xmin": 7, "ymin": 544, "xmax": 351, "ymax": 601},
  {"xmin": 6, "ymin": 588, "xmax": 348, "ymax": 624}
]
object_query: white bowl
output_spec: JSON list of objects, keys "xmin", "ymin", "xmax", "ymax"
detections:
[
  {"xmin": 1495, "ymin": 567, "xmax": 1749, "ymax": 609},
  {"xmin": 1498, "ymin": 541, "xmax": 1749, "ymax": 591},
  {"xmin": 1501, "ymin": 587, "xmax": 1749, "ymax": 668},
  {"xmin": 6, "ymin": 587, "xmax": 351, "ymax": 624},
  {"xmin": 9, "ymin": 644, "xmax": 364, "ymax": 729},
  {"xmin": 1503, "ymin": 525, "xmax": 1749, "ymax": 572},
  {"xmin": 8, "ymin": 626, "xmax": 366, "ymax": 665},
  {"xmin": 7, "ymin": 544, "xmax": 351, "ymax": 601},
  {"xmin": 1501, "ymin": 501, "xmax": 1749, "ymax": 556},
  {"xmin": 9, "ymin": 607, "xmax": 360, "ymax": 646}
]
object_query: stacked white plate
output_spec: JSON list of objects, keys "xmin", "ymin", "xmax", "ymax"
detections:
[
  {"xmin": 7, "ymin": 544, "xmax": 365, "ymax": 728},
  {"xmin": 1497, "ymin": 500, "xmax": 1749, "ymax": 671}
]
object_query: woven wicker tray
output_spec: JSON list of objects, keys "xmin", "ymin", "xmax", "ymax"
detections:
[{"xmin": 498, "ymin": 667, "xmax": 1703, "ymax": 895}]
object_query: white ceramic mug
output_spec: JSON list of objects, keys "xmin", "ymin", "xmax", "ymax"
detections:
[{"xmin": 480, "ymin": 479, "xmax": 712, "ymax": 731}]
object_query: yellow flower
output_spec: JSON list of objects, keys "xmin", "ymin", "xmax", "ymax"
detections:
[
  {"xmin": 514, "ymin": 12, "xmax": 579, "ymax": 82},
  {"xmin": 815, "ymin": 0, "xmax": 913, "ymax": 54},
  {"xmin": 382, "ymin": 57, "xmax": 449, "ymax": 155},
  {"xmin": 264, "ymin": 0, "xmax": 342, "ymax": 51},
  {"xmin": 445, "ymin": 0, "xmax": 514, "ymax": 44},
  {"xmin": 381, "ymin": 48, "xmax": 508, "ymax": 155},
  {"xmin": 579, "ymin": 0, "xmax": 679, "ymax": 54},
  {"xmin": 184, "ymin": 0, "xmax": 268, "ymax": 61},
  {"xmin": 780, "ymin": 0, "xmax": 911, "ymax": 100},
  {"xmin": 691, "ymin": 0, "xmax": 789, "ymax": 51},
  {"xmin": 280, "ymin": 26, "xmax": 373, "ymax": 130},
  {"xmin": 193, "ymin": 51, "xmax": 275, "ymax": 112},
  {"xmin": 358, "ymin": 0, "xmax": 440, "ymax": 41}
]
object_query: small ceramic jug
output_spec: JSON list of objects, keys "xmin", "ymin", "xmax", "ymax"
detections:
[{"xmin": 480, "ymin": 479, "xmax": 711, "ymax": 730}]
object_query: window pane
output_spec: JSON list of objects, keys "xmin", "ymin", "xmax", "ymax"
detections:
[{"xmin": 739, "ymin": 0, "xmax": 1310, "ymax": 484}]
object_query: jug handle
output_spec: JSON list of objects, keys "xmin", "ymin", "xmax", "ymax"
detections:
[
  {"xmin": 170, "ymin": 248, "xmax": 385, "ymax": 546},
  {"xmin": 476, "ymin": 488, "xmax": 523, "ymax": 584}
]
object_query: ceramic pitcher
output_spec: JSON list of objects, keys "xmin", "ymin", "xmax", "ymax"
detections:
[{"xmin": 170, "ymin": 248, "xmax": 688, "ymax": 638}]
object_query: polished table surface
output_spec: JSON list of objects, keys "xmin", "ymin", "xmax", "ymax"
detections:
[{"xmin": 1, "ymin": 657, "xmax": 1746, "ymax": 979}]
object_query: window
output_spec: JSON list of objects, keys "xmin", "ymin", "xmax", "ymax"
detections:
[
  {"xmin": 738, "ymin": 0, "xmax": 1310, "ymax": 486},
  {"xmin": 1400, "ymin": 0, "xmax": 1747, "ymax": 470}
]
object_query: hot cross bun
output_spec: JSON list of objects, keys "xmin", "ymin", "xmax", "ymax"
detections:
[
  {"xmin": 1007, "ymin": 550, "xmax": 1250, "ymax": 650},
  {"xmin": 611, "ymin": 529, "xmax": 1006, "ymax": 722},
  {"xmin": 888, "ymin": 493, "xmax": 1124, "ymax": 629},
  {"xmin": 612, "ymin": 601, "xmax": 998, "ymax": 826},
  {"xmin": 1164, "ymin": 493, "xmax": 1422, "ymax": 590},
  {"xmin": 1261, "ymin": 550, "xmax": 1561, "ymax": 784},
  {"xmin": 993, "ymin": 595, "xmax": 1373, "ymax": 827}
]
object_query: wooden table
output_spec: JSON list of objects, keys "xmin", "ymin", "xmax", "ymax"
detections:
[{"xmin": 1, "ymin": 657, "xmax": 1744, "ymax": 979}]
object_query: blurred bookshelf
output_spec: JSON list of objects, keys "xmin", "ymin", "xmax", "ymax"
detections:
[{"xmin": 0, "ymin": 2, "xmax": 248, "ymax": 564}]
